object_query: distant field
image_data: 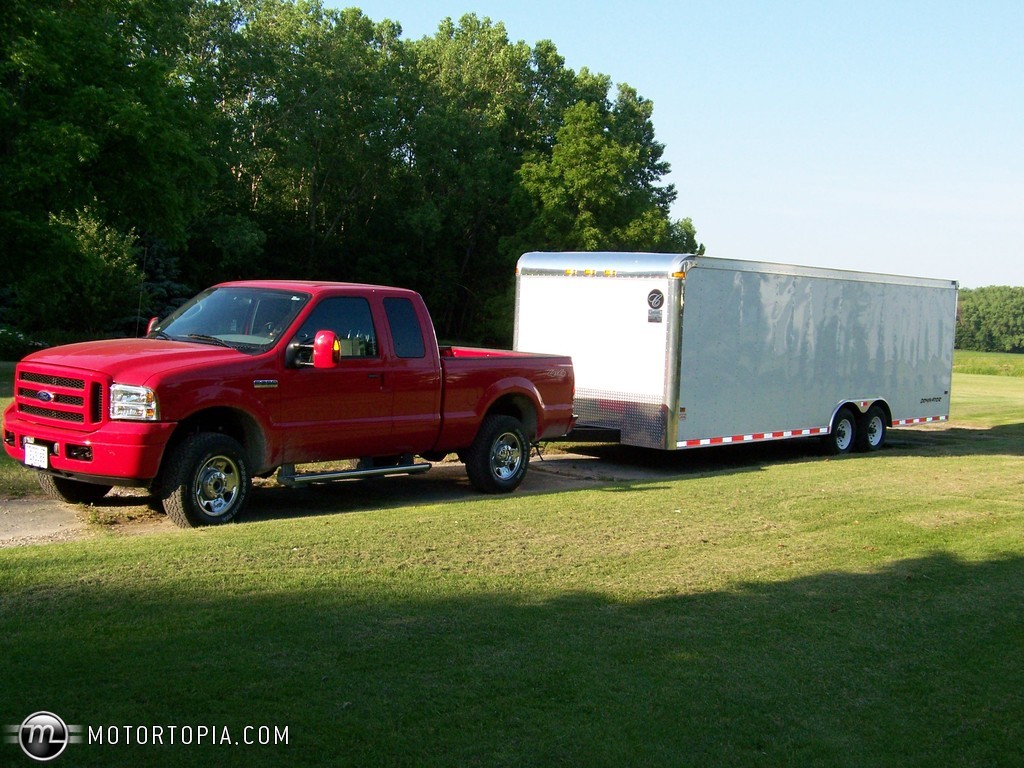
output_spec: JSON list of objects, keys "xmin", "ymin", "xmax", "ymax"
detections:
[{"xmin": 954, "ymin": 349, "xmax": 1024, "ymax": 376}]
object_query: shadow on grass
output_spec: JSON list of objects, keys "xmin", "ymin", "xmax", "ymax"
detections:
[
  {"xmin": 562, "ymin": 419, "xmax": 1024, "ymax": 474},
  {"xmin": 887, "ymin": 422, "xmax": 1024, "ymax": 457},
  {"xmin": 42, "ymin": 420, "xmax": 1024, "ymax": 527},
  {"xmin": 0, "ymin": 552, "xmax": 1020, "ymax": 767}
]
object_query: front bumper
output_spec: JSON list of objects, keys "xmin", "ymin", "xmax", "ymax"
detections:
[{"xmin": 3, "ymin": 405, "xmax": 177, "ymax": 485}]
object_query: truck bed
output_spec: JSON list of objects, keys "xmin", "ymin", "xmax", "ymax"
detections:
[{"xmin": 435, "ymin": 347, "xmax": 575, "ymax": 450}]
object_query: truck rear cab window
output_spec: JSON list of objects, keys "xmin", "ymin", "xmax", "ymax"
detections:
[
  {"xmin": 384, "ymin": 297, "xmax": 426, "ymax": 358},
  {"xmin": 292, "ymin": 297, "xmax": 379, "ymax": 360}
]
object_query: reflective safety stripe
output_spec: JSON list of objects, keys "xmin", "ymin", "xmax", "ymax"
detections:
[
  {"xmin": 677, "ymin": 427, "xmax": 828, "ymax": 449},
  {"xmin": 675, "ymin": 415, "xmax": 947, "ymax": 449},
  {"xmin": 892, "ymin": 415, "xmax": 948, "ymax": 426}
]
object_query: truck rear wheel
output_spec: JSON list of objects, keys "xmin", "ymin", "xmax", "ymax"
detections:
[
  {"xmin": 161, "ymin": 433, "xmax": 251, "ymax": 527},
  {"xmin": 464, "ymin": 415, "xmax": 529, "ymax": 494},
  {"xmin": 38, "ymin": 474, "xmax": 112, "ymax": 505},
  {"xmin": 823, "ymin": 407, "xmax": 857, "ymax": 455},
  {"xmin": 855, "ymin": 405, "xmax": 887, "ymax": 452}
]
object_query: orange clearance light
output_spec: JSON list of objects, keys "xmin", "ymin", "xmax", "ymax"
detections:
[
  {"xmin": 672, "ymin": 271, "xmax": 687, "ymax": 279},
  {"xmin": 584, "ymin": 268, "xmax": 596, "ymax": 276},
  {"xmin": 564, "ymin": 268, "xmax": 577, "ymax": 276},
  {"xmin": 603, "ymin": 269, "xmax": 617, "ymax": 277}
]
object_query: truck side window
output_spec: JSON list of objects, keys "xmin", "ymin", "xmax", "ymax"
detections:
[
  {"xmin": 292, "ymin": 297, "xmax": 378, "ymax": 360},
  {"xmin": 384, "ymin": 297, "xmax": 426, "ymax": 359}
]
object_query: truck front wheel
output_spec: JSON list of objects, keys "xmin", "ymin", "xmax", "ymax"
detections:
[
  {"xmin": 38, "ymin": 474, "xmax": 112, "ymax": 505},
  {"xmin": 823, "ymin": 407, "xmax": 857, "ymax": 455},
  {"xmin": 161, "ymin": 433, "xmax": 251, "ymax": 527},
  {"xmin": 465, "ymin": 415, "xmax": 529, "ymax": 494}
]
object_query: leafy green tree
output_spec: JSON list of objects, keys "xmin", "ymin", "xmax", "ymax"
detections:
[
  {"xmin": 402, "ymin": 16, "xmax": 537, "ymax": 340},
  {"xmin": 1, "ymin": 2, "xmax": 703, "ymax": 346},
  {"xmin": 514, "ymin": 87, "xmax": 695, "ymax": 254},
  {"xmin": 1, "ymin": 0, "xmax": 214, "ymax": 332},
  {"xmin": 16, "ymin": 209, "xmax": 143, "ymax": 334},
  {"xmin": 956, "ymin": 287, "xmax": 1024, "ymax": 352}
]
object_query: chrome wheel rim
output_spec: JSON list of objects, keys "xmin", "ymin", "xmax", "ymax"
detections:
[
  {"xmin": 193, "ymin": 454, "xmax": 241, "ymax": 517},
  {"xmin": 490, "ymin": 431, "xmax": 524, "ymax": 481}
]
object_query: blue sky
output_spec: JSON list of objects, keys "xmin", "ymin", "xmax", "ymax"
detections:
[{"xmin": 332, "ymin": 1, "xmax": 1022, "ymax": 288}]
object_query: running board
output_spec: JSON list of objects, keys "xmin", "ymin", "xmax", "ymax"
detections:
[{"xmin": 276, "ymin": 462, "xmax": 432, "ymax": 487}]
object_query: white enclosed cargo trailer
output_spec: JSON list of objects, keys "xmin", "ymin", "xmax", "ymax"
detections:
[{"xmin": 514, "ymin": 252, "xmax": 958, "ymax": 453}]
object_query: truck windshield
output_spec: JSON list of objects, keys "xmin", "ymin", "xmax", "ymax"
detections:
[{"xmin": 150, "ymin": 287, "xmax": 311, "ymax": 353}]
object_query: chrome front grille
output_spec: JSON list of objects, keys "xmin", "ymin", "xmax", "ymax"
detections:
[{"xmin": 14, "ymin": 366, "xmax": 105, "ymax": 429}]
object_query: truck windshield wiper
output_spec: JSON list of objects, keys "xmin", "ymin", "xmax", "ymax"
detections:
[{"xmin": 186, "ymin": 334, "xmax": 232, "ymax": 348}]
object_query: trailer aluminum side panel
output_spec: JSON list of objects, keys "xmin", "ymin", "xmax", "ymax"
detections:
[{"xmin": 515, "ymin": 252, "xmax": 958, "ymax": 451}]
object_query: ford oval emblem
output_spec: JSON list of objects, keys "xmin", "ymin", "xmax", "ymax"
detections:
[{"xmin": 37, "ymin": 391, "xmax": 55, "ymax": 403}]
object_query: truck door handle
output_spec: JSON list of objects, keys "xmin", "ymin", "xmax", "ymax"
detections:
[{"xmin": 367, "ymin": 373, "xmax": 381, "ymax": 379}]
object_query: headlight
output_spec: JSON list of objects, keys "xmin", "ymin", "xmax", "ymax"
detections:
[{"xmin": 110, "ymin": 384, "xmax": 159, "ymax": 421}]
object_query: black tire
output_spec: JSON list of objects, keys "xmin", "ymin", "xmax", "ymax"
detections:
[
  {"xmin": 823, "ymin": 407, "xmax": 857, "ymax": 455},
  {"xmin": 855, "ymin": 404, "xmax": 887, "ymax": 452},
  {"xmin": 37, "ymin": 474, "xmax": 112, "ymax": 505},
  {"xmin": 464, "ymin": 415, "xmax": 530, "ymax": 494},
  {"xmin": 160, "ymin": 433, "xmax": 251, "ymax": 527}
]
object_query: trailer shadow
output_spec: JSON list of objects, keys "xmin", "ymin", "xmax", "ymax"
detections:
[
  {"xmin": 886, "ymin": 422, "xmax": 1024, "ymax": 457},
  {"xmin": 553, "ymin": 420, "xmax": 1024, "ymax": 477}
]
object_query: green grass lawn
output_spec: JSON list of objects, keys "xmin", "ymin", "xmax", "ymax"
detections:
[{"xmin": 1, "ymin": 355, "xmax": 1023, "ymax": 766}]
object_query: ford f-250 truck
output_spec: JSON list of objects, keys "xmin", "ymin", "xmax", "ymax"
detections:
[{"xmin": 3, "ymin": 281, "xmax": 575, "ymax": 527}]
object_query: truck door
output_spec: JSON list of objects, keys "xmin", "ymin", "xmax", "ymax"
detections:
[
  {"xmin": 278, "ymin": 295, "xmax": 394, "ymax": 461},
  {"xmin": 382, "ymin": 296, "xmax": 442, "ymax": 453}
]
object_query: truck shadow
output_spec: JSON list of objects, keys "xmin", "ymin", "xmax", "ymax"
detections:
[
  {"xmin": 78, "ymin": 422, "xmax": 1023, "ymax": 526},
  {"xmin": 241, "ymin": 422, "xmax": 1024, "ymax": 524},
  {"xmin": 242, "ymin": 464, "xmax": 516, "ymax": 524}
]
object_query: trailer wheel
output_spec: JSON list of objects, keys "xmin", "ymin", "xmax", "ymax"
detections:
[
  {"xmin": 161, "ymin": 433, "xmax": 251, "ymax": 527},
  {"xmin": 824, "ymin": 407, "xmax": 857, "ymax": 455},
  {"xmin": 855, "ymin": 405, "xmax": 887, "ymax": 452},
  {"xmin": 464, "ymin": 415, "xmax": 529, "ymax": 494},
  {"xmin": 37, "ymin": 474, "xmax": 112, "ymax": 505}
]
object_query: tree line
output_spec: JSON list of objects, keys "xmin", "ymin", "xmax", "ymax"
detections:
[
  {"xmin": 1, "ymin": 0, "xmax": 701, "ymax": 345},
  {"xmin": 956, "ymin": 287, "xmax": 1024, "ymax": 354}
]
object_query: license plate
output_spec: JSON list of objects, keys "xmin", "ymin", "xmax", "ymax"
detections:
[{"xmin": 25, "ymin": 442, "xmax": 49, "ymax": 470}]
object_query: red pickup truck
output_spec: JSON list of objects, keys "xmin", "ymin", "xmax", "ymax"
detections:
[{"xmin": 3, "ymin": 281, "xmax": 575, "ymax": 527}]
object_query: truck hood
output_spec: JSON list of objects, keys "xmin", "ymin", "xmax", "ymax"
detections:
[{"xmin": 21, "ymin": 338, "xmax": 246, "ymax": 384}]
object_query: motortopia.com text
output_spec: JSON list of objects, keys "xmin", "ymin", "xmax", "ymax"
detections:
[{"xmin": 88, "ymin": 724, "xmax": 289, "ymax": 746}]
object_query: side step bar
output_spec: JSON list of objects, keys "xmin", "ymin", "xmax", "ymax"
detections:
[{"xmin": 277, "ymin": 461, "xmax": 432, "ymax": 487}]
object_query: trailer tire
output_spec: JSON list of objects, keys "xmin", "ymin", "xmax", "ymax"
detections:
[
  {"xmin": 38, "ymin": 474, "xmax": 112, "ymax": 505},
  {"xmin": 161, "ymin": 433, "xmax": 251, "ymax": 527},
  {"xmin": 855, "ymin": 405, "xmax": 887, "ymax": 452},
  {"xmin": 824, "ymin": 407, "xmax": 857, "ymax": 455},
  {"xmin": 464, "ymin": 415, "xmax": 529, "ymax": 494}
]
